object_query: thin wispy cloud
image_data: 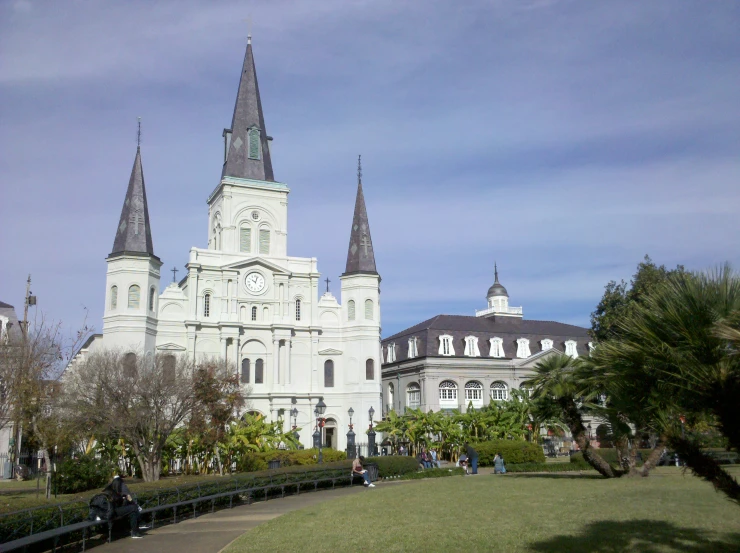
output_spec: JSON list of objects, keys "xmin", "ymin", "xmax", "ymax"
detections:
[{"xmin": 1, "ymin": 0, "xmax": 738, "ymax": 337}]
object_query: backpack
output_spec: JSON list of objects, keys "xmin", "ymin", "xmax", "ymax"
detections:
[{"xmin": 88, "ymin": 492, "xmax": 115, "ymax": 521}]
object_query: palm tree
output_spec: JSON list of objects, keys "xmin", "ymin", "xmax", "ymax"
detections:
[
  {"xmin": 591, "ymin": 266, "xmax": 740, "ymax": 501},
  {"xmin": 524, "ymin": 353, "xmax": 622, "ymax": 478}
]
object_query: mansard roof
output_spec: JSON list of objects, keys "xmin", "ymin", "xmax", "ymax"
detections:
[
  {"xmin": 221, "ymin": 36, "xmax": 275, "ymax": 182},
  {"xmin": 110, "ymin": 146, "xmax": 156, "ymax": 259},
  {"xmin": 382, "ymin": 314, "xmax": 590, "ymax": 363}
]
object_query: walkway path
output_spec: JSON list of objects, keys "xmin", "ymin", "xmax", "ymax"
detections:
[{"xmin": 94, "ymin": 485, "xmax": 368, "ymax": 553}]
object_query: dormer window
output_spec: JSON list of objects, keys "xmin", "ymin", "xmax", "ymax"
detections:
[
  {"xmin": 438, "ymin": 334, "xmax": 455, "ymax": 356},
  {"xmin": 565, "ymin": 340, "xmax": 579, "ymax": 358},
  {"xmin": 588, "ymin": 342, "xmax": 595, "ymax": 356},
  {"xmin": 463, "ymin": 336, "xmax": 480, "ymax": 357},
  {"xmin": 489, "ymin": 337, "xmax": 505, "ymax": 358},
  {"xmin": 408, "ymin": 336, "xmax": 419, "ymax": 358},
  {"xmin": 516, "ymin": 338, "xmax": 531, "ymax": 358},
  {"xmin": 248, "ymin": 127, "xmax": 261, "ymax": 160},
  {"xmin": 541, "ymin": 338, "xmax": 553, "ymax": 351},
  {"xmin": 386, "ymin": 343, "xmax": 396, "ymax": 363}
]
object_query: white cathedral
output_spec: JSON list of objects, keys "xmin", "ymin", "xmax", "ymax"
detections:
[{"xmin": 80, "ymin": 35, "xmax": 382, "ymax": 452}]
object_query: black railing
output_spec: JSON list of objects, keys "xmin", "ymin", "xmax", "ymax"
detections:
[{"xmin": 1, "ymin": 466, "xmax": 355, "ymax": 552}]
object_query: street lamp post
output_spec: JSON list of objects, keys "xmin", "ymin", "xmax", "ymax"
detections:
[
  {"xmin": 315, "ymin": 398, "xmax": 326, "ymax": 463},
  {"xmin": 290, "ymin": 407, "xmax": 301, "ymax": 447},
  {"xmin": 346, "ymin": 407, "xmax": 356, "ymax": 459},
  {"xmin": 367, "ymin": 406, "xmax": 376, "ymax": 456}
]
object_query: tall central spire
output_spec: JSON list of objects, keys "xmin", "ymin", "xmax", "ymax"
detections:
[
  {"xmin": 344, "ymin": 155, "xmax": 378, "ymax": 276},
  {"xmin": 222, "ymin": 34, "xmax": 275, "ymax": 182}
]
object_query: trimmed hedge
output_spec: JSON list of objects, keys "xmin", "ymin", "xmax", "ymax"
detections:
[
  {"xmin": 472, "ymin": 440, "xmax": 546, "ymax": 466},
  {"xmin": 238, "ymin": 448, "xmax": 347, "ymax": 472},
  {"xmin": 365, "ymin": 456, "xmax": 419, "ymax": 478},
  {"xmin": 570, "ymin": 448, "xmax": 654, "ymax": 468}
]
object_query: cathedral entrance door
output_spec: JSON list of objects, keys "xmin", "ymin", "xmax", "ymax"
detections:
[{"xmin": 324, "ymin": 418, "xmax": 337, "ymax": 450}]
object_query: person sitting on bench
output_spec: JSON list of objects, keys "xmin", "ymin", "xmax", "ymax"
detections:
[
  {"xmin": 104, "ymin": 475, "xmax": 144, "ymax": 538},
  {"xmin": 352, "ymin": 456, "xmax": 375, "ymax": 487}
]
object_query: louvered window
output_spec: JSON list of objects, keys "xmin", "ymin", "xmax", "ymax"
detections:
[
  {"xmin": 248, "ymin": 128, "xmax": 260, "ymax": 160},
  {"xmin": 149, "ymin": 287, "xmax": 156, "ymax": 311},
  {"xmin": 110, "ymin": 286, "xmax": 118, "ymax": 310},
  {"xmin": 128, "ymin": 285, "xmax": 140, "ymax": 309},
  {"xmin": 204, "ymin": 294, "xmax": 211, "ymax": 318},
  {"xmin": 365, "ymin": 299, "xmax": 373, "ymax": 320},
  {"xmin": 251, "ymin": 306, "xmax": 257, "ymax": 321},
  {"xmin": 241, "ymin": 358, "xmax": 250, "ymax": 384},
  {"xmin": 324, "ymin": 360, "xmax": 334, "ymax": 387},
  {"xmin": 240, "ymin": 227, "xmax": 252, "ymax": 253},
  {"xmin": 259, "ymin": 229, "xmax": 270, "ymax": 255},
  {"xmin": 255, "ymin": 359, "xmax": 264, "ymax": 383},
  {"xmin": 348, "ymin": 300, "xmax": 355, "ymax": 321},
  {"xmin": 365, "ymin": 359, "xmax": 374, "ymax": 380},
  {"xmin": 295, "ymin": 299, "xmax": 301, "ymax": 321}
]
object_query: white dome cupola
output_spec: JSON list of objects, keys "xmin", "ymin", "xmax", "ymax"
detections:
[{"xmin": 476, "ymin": 264, "xmax": 523, "ymax": 319}]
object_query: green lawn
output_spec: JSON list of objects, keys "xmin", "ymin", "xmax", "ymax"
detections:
[{"xmin": 224, "ymin": 467, "xmax": 740, "ymax": 553}]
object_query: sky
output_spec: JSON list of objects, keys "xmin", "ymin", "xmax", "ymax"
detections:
[{"xmin": 1, "ymin": 0, "xmax": 739, "ymax": 339}]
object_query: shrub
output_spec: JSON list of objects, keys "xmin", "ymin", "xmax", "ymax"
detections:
[
  {"xmin": 259, "ymin": 448, "xmax": 347, "ymax": 467},
  {"xmin": 364, "ymin": 456, "xmax": 419, "ymax": 477},
  {"xmin": 56, "ymin": 455, "xmax": 116, "ymax": 494},
  {"xmin": 472, "ymin": 440, "xmax": 546, "ymax": 466}
]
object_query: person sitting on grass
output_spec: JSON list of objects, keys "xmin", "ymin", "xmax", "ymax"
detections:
[
  {"xmin": 352, "ymin": 456, "xmax": 375, "ymax": 487},
  {"xmin": 494, "ymin": 453, "xmax": 506, "ymax": 474},
  {"xmin": 458, "ymin": 452, "xmax": 468, "ymax": 475}
]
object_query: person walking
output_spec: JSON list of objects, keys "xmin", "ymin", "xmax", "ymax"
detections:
[
  {"xmin": 352, "ymin": 456, "xmax": 375, "ymax": 487},
  {"xmin": 465, "ymin": 443, "xmax": 479, "ymax": 475},
  {"xmin": 103, "ymin": 475, "xmax": 144, "ymax": 538}
]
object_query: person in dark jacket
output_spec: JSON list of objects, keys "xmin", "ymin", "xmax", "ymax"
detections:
[
  {"xmin": 465, "ymin": 443, "xmax": 479, "ymax": 475},
  {"xmin": 104, "ymin": 475, "xmax": 144, "ymax": 538}
]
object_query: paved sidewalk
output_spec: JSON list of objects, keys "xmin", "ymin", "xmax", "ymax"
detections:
[{"xmin": 94, "ymin": 485, "xmax": 368, "ymax": 553}]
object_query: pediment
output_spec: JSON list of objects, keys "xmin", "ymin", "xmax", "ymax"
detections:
[
  {"xmin": 514, "ymin": 347, "xmax": 564, "ymax": 367},
  {"xmin": 157, "ymin": 343, "xmax": 187, "ymax": 352},
  {"xmin": 318, "ymin": 348, "xmax": 343, "ymax": 355},
  {"xmin": 222, "ymin": 257, "xmax": 291, "ymax": 276}
]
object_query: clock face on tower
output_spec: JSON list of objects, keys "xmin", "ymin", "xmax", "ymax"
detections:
[{"xmin": 245, "ymin": 272, "xmax": 266, "ymax": 293}]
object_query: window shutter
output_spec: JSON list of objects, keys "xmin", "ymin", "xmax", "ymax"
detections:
[
  {"xmin": 348, "ymin": 300, "xmax": 355, "ymax": 321},
  {"xmin": 240, "ymin": 228, "xmax": 252, "ymax": 253},
  {"xmin": 128, "ymin": 285, "xmax": 140, "ymax": 309},
  {"xmin": 110, "ymin": 286, "xmax": 118, "ymax": 310},
  {"xmin": 365, "ymin": 299, "xmax": 373, "ymax": 320},
  {"xmin": 259, "ymin": 229, "xmax": 270, "ymax": 254},
  {"xmin": 324, "ymin": 360, "xmax": 334, "ymax": 387}
]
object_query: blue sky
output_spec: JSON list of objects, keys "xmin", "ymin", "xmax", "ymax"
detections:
[{"xmin": 1, "ymin": 0, "xmax": 739, "ymax": 338}]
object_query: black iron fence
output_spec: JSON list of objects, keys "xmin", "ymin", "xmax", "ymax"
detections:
[{"xmin": 1, "ymin": 465, "xmax": 357, "ymax": 552}]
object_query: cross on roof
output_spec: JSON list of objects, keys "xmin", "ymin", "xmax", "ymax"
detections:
[
  {"xmin": 130, "ymin": 211, "xmax": 142, "ymax": 235},
  {"xmin": 171, "ymin": 266, "xmax": 179, "ymax": 283},
  {"xmin": 325, "ymin": 277, "xmax": 331, "ymax": 293},
  {"xmin": 361, "ymin": 233, "xmax": 370, "ymax": 257}
]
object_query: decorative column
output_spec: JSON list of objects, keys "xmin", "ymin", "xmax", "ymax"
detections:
[
  {"xmin": 285, "ymin": 338, "xmax": 292, "ymax": 385},
  {"xmin": 272, "ymin": 336, "xmax": 280, "ymax": 385}
]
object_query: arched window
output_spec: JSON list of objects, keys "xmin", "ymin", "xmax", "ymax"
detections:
[
  {"xmin": 465, "ymin": 381, "xmax": 484, "ymax": 407},
  {"xmin": 254, "ymin": 359, "xmax": 264, "ymax": 383},
  {"xmin": 407, "ymin": 383, "xmax": 421, "ymax": 408},
  {"xmin": 248, "ymin": 127, "xmax": 261, "ymax": 160},
  {"xmin": 128, "ymin": 285, "xmax": 140, "ymax": 309},
  {"xmin": 490, "ymin": 381, "xmax": 508, "ymax": 401},
  {"xmin": 365, "ymin": 359, "xmax": 374, "ymax": 380},
  {"xmin": 348, "ymin": 300, "xmax": 355, "ymax": 321},
  {"xmin": 163, "ymin": 355, "xmax": 176, "ymax": 385},
  {"xmin": 123, "ymin": 352, "xmax": 137, "ymax": 379},
  {"xmin": 365, "ymin": 299, "xmax": 374, "ymax": 320},
  {"xmin": 149, "ymin": 287, "xmax": 156, "ymax": 311},
  {"xmin": 259, "ymin": 228, "xmax": 270, "ymax": 255},
  {"xmin": 439, "ymin": 380, "xmax": 458, "ymax": 405},
  {"xmin": 203, "ymin": 293, "xmax": 211, "ymax": 318},
  {"xmin": 324, "ymin": 360, "xmax": 334, "ymax": 387},
  {"xmin": 240, "ymin": 226, "xmax": 252, "ymax": 253},
  {"xmin": 263, "ymin": 306, "xmax": 269, "ymax": 320},
  {"xmin": 388, "ymin": 383, "xmax": 394, "ymax": 411},
  {"xmin": 251, "ymin": 306, "xmax": 257, "ymax": 321},
  {"xmin": 241, "ymin": 358, "xmax": 250, "ymax": 384},
  {"xmin": 295, "ymin": 299, "xmax": 301, "ymax": 321},
  {"xmin": 110, "ymin": 286, "xmax": 118, "ymax": 310}
]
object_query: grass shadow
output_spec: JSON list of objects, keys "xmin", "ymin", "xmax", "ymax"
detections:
[{"xmin": 528, "ymin": 519, "xmax": 740, "ymax": 553}]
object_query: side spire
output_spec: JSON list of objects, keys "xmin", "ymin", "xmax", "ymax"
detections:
[
  {"xmin": 110, "ymin": 120, "xmax": 156, "ymax": 258},
  {"xmin": 494, "ymin": 262, "xmax": 499, "ymax": 283},
  {"xmin": 222, "ymin": 34, "xmax": 274, "ymax": 182},
  {"xmin": 344, "ymin": 155, "xmax": 378, "ymax": 276}
]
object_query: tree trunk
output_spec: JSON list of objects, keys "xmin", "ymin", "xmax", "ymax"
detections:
[
  {"xmin": 560, "ymin": 399, "xmax": 623, "ymax": 479},
  {"xmin": 639, "ymin": 436, "xmax": 666, "ymax": 477},
  {"xmin": 669, "ymin": 436, "xmax": 740, "ymax": 505}
]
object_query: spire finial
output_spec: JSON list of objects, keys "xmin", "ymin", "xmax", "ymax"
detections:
[
  {"xmin": 137, "ymin": 117, "xmax": 141, "ymax": 149},
  {"xmin": 357, "ymin": 155, "xmax": 362, "ymax": 186},
  {"xmin": 494, "ymin": 262, "xmax": 499, "ymax": 283},
  {"xmin": 244, "ymin": 16, "xmax": 252, "ymax": 44}
]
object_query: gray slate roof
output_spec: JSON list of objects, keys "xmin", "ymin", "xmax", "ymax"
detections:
[
  {"xmin": 110, "ymin": 147, "xmax": 155, "ymax": 258},
  {"xmin": 382, "ymin": 314, "xmax": 591, "ymax": 363},
  {"xmin": 221, "ymin": 37, "xmax": 275, "ymax": 182},
  {"xmin": 343, "ymin": 158, "xmax": 378, "ymax": 276}
]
